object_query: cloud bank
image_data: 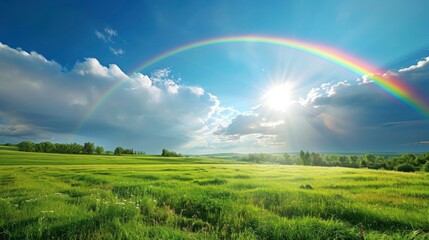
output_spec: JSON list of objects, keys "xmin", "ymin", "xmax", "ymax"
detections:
[
  {"xmin": 215, "ymin": 57, "xmax": 429, "ymax": 152},
  {"xmin": 0, "ymin": 42, "xmax": 221, "ymax": 152},
  {"xmin": 1, "ymin": 42, "xmax": 429, "ymax": 153}
]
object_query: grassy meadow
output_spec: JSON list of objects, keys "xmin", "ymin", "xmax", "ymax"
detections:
[{"xmin": 0, "ymin": 149, "xmax": 428, "ymax": 239}]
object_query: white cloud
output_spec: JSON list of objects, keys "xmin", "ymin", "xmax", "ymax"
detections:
[
  {"xmin": 104, "ymin": 27, "xmax": 118, "ymax": 38},
  {"xmin": 300, "ymin": 80, "xmax": 353, "ymax": 106},
  {"xmin": 95, "ymin": 27, "xmax": 125, "ymax": 56},
  {"xmin": 109, "ymin": 47, "xmax": 125, "ymax": 56},
  {"xmin": 95, "ymin": 27, "xmax": 118, "ymax": 43},
  {"xmin": 300, "ymin": 87, "xmax": 323, "ymax": 106},
  {"xmin": 73, "ymin": 58, "xmax": 128, "ymax": 80},
  {"xmin": 215, "ymin": 56, "xmax": 429, "ymax": 152},
  {"xmin": 152, "ymin": 68, "xmax": 171, "ymax": 81},
  {"xmin": 2, "ymin": 41, "xmax": 429, "ymax": 153},
  {"xmin": 399, "ymin": 57, "xmax": 429, "ymax": 72},
  {"xmin": 327, "ymin": 80, "xmax": 350, "ymax": 96},
  {"xmin": 260, "ymin": 120, "xmax": 284, "ymax": 127},
  {"xmin": 95, "ymin": 30, "xmax": 107, "ymax": 42},
  {"xmin": 0, "ymin": 42, "xmax": 227, "ymax": 152},
  {"xmin": 357, "ymin": 74, "xmax": 373, "ymax": 84}
]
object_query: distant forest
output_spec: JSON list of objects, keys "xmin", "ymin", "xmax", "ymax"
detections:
[
  {"xmin": 240, "ymin": 151, "xmax": 429, "ymax": 172},
  {"xmin": 3, "ymin": 142, "xmax": 429, "ymax": 172},
  {"xmin": 10, "ymin": 141, "xmax": 142, "ymax": 155}
]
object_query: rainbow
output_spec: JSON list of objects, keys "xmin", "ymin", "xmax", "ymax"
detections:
[{"xmin": 77, "ymin": 35, "xmax": 429, "ymax": 130}]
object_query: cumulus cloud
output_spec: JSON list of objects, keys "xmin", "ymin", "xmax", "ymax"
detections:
[
  {"xmin": 327, "ymin": 81, "xmax": 351, "ymax": 96},
  {"xmin": 399, "ymin": 57, "xmax": 429, "ymax": 72},
  {"xmin": 0, "ymin": 42, "xmax": 223, "ymax": 152},
  {"xmin": 2, "ymin": 41, "xmax": 429, "ymax": 153},
  {"xmin": 215, "ymin": 57, "xmax": 429, "ymax": 152}
]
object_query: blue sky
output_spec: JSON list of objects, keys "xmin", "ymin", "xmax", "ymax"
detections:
[{"xmin": 1, "ymin": 0, "xmax": 429, "ymax": 153}]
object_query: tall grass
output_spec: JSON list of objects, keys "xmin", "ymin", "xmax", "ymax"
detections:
[{"xmin": 0, "ymin": 149, "xmax": 428, "ymax": 239}]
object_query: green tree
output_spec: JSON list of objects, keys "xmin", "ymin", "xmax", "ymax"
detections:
[
  {"xmin": 54, "ymin": 143, "xmax": 68, "ymax": 154},
  {"xmin": 374, "ymin": 156, "xmax": 386, "ymax": 169},
  {"xmin": 95, "ymin": 146, "xmax": 104, "ymax": 154},
  {"xmin": 422, "ymin": 161, "xmax": 429, "ymax": 172},
  {"xmin": 299, "ymin": 150, "xmax": 311, "ymax": 165},
  {"xmin": 82, "ymin": 142, "xmax": 95, "ymax": 154},
  {"xmin": 395, "ymin": 163, "xmax": 415, "ymax": 172},
  {"xmin": 114, "ymin": 147, "xmax": 124, "ymax": 155},
  {"xmin": 17, "ymin": 141, "xmax": 35, "ymax": 152},
  {"xmin": 310, "ymin": 152, "xmax": 324, "ymax": 166},
  {"xmin": 324, "ymin": 155, "xmax": 338, "ymax": 166},
  {"xmin": 161, "ymin": 149, "xmax": 182, "ymax": 157},
  {"xmin": 280, "ymin": 153, "xmax": 294, "ymax": 165},
  {"xmin": 69, "ymin": 143, "xmax": 83, "ymax": 154},
  {"xmin": 38, "ymin": 141, "xmax": 55, "ymax": 153},
  {"xmin": 350, "ymin": 155, "xmax": 359, "ymax": 168},
  {"xmin": 415, "ymin": 154, "xmax": 429, "ymax": 166},
  {"xmin": 364, "ymin": 154, "xmax": 376, "ymax": 168},
  {"xmin": 124, "ymin": 148, "xmax": 134, "ymax": 154},
  {"xmin": 400, "ymin": 153, "xmax": 416, "ymax": 165},
  {"xmin": 339, "ymin": 156, "xmax": 349, "ymax": 167},
  {"xmin": 364, "ymin": 154, "xmax": 375, "ymax": 163},
  {"xmin": 162, "ymin": 149, "xmax": 170, "ymax": 156},
  {"xmin": 299, "ymin": 150, "xmax": 305, "ymax": 164}
]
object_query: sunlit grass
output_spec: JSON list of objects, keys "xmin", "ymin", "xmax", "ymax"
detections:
[{"xmin": 0, "ymin": 149, "xmax": 428, "ymax": 239}]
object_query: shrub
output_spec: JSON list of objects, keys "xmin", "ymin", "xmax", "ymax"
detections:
[
  {"xmin": 395, "ymin": 163, "xmax": 415, "ymax": 172},
  {"xmin": 299, "ymin": 184, "xmax": 314, "ymax": 189},
  {"xmin": 194, "ymin": 178, "xmax": 227, "ymax": 186}
]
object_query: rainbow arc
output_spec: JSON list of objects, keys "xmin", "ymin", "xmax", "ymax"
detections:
[{"xmin": 77, "ymin": 35, "xmax": 429, "ymax": 131}]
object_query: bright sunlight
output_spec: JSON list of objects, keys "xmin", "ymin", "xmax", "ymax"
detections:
[{"xmin": 263, "ymin": 83, "xmax": 294, "ymax": 112}]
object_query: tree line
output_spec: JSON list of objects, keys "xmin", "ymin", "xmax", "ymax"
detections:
[
  {"xmin": 161, "ymin": 149, "xmax": 183, "ymax": 157},
  {"xmin": 241, "ymin": 151, "xmax": 429, "ymax": 172},
  {"xmin": 15, "ymin": 141, "xmax": 140, "ymax": 155}
]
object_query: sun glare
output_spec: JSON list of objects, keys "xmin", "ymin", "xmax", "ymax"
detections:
[{"xmin": 263, "ymin": 83, "xmax": 294, "ymax": 112}]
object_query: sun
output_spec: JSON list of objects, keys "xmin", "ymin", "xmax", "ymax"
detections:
[{"xmin": 262, "ymin": 83, "xmax": 294, "ymax": 112}]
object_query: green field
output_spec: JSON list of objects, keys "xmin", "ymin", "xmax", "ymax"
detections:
[{"xmin": 0, "ymin": 149, "xmax": 428, "ymax": 239}]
